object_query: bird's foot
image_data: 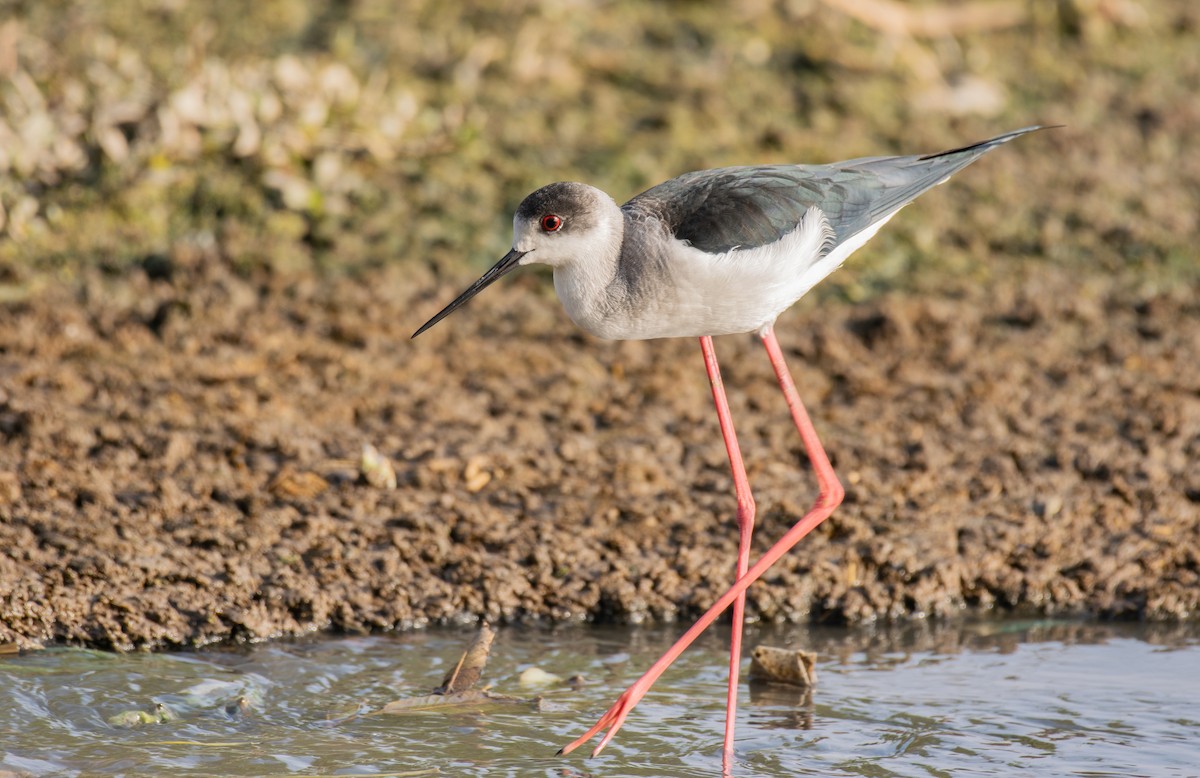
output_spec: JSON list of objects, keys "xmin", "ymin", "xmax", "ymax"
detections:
[{"xmin": 558, "ymin": 684, "xmax": 646, "ymax": 757}]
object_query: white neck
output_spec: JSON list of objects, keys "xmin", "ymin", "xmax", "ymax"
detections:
[{"xmin": 550, "ymin": 205, "xmax": 626, "ymax": 336}]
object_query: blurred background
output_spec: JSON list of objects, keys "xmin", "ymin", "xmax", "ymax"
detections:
[
  {"xmin": 1, "ymin": 0, "xmax": 1195, "ymax": 295},
  {"xmin": 2, "ymin": 7, "xmax": 1198, "ymax": 773},
  {"xmin": 1, "ymin": 0, "xmax": 1198, "ymax": 649}
]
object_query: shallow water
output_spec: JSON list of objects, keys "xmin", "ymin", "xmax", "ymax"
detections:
[{"xmin": 1, "ymin": 619, "xmax": 1197, "ymax": 777}]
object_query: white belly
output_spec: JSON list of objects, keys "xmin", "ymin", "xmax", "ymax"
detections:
[{"xmin": 554, "ymin": 207, "xmax": 897, "ymax": 341}]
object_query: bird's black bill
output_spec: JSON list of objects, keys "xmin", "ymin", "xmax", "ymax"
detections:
[{"xmin": 412, "ymin": 248, "xmax": 528, "ymax": 338}]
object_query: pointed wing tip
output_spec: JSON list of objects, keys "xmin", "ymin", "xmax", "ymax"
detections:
[
  {"xmin": 1010, "ymin": 123, "xmax": 1066, "ymax": 136},
  {"xmin": 918, "ymin": 124, "xmax": 1062, "ymax": 161},
  {"xmin": 992, "ymin": 123, "xmax": 1067, "ymax": 148},
  {"xmin": 986, "ymin": 124, "xmax": 1064, "ymax": 148}
]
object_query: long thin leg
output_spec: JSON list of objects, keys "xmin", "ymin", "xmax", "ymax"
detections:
[
  {"xmin": 559, "ymin": 325, "xmax": 844, "ymax": 758},
  {"xmin": 699, "ymin": 336, "xmax": 756, "ymax": 771}
]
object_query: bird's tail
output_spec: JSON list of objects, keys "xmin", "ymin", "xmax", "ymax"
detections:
[{"xmin": 837, "ymin": 124, "xmax": 1060, "ymax": 231}]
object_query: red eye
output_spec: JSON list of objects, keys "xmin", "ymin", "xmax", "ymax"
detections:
[{"xmin": 540, "ymin": 214, "xmax": 563, "ymax": 232}]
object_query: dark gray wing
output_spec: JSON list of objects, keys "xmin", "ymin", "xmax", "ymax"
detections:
[
  {"xmin": 625, "ymin": 166, "xmax": 843, "ymax": 255},
  {"xmin": 623, "ymin": 126, "xmax": 1048, "ymax": 255}
]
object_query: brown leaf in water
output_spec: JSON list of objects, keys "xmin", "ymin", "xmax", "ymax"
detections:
[
  {"xmin": 351, "ymin": 624, "xmax": 544, "ymax": 719},
  {"xmin": 436, "ymin": 623, "xmax": 495, "ymax": 694},
  {"xmin": 374, "ymin": 689, "xmax": 527, "ymax": 715},
  {"xmin": 749, "ymin": 645, "xmax": 818, "ymax": 688}
]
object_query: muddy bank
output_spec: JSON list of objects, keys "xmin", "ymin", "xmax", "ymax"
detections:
[{"xmin": 0, "ymin": 253, "xmax": 1196, "ymax": 650}]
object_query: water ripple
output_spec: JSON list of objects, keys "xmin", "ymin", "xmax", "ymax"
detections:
[{"xmin": 0, "ymin": 620, "xmax": 1197, "ymax": 776}]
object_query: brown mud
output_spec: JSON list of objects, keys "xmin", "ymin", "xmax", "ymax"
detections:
[{"xmin": 1, "ymin": 253, "xmax": 1196, "ymax": 650}]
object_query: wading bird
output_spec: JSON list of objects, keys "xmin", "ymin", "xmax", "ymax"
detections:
[{"xmin": 413, "ymin": 126, "xmax": 1050, "ymax": 767}]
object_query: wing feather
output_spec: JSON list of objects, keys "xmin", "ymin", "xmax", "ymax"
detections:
[{"xmin": 623, "ymin": 126, "xmax": 1049, "ymax": 255}]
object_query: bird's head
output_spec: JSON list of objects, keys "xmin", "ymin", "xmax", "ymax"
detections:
[
  {"xmin": 413, "ymin": 182, "xmax": 619, "ymax": 338},
  {"xmin": 510, "ymin": 182, "xmax": 618, "ymax": 267}
]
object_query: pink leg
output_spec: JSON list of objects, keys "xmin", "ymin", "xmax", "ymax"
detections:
[
  {"xmin": 559, "ymin": 325, "xmax": 844, "ymax": 759},
  {"xmin": 698, "ymin": 336, "xmax": 756, "ymax": 770}
]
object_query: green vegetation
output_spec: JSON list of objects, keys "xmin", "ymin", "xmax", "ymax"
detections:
[{"xmin": 1, "ymin": 0, "xmax": 1196, "ymax": 296}]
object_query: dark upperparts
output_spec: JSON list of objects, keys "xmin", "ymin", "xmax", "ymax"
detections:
[
  {"xmin": 624, "ymin": 166, "xmax": 855, "ymax": 255},
  {"xmin": 621, "ymin": 126, "xmax": 1052, "ymax": 256}
]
